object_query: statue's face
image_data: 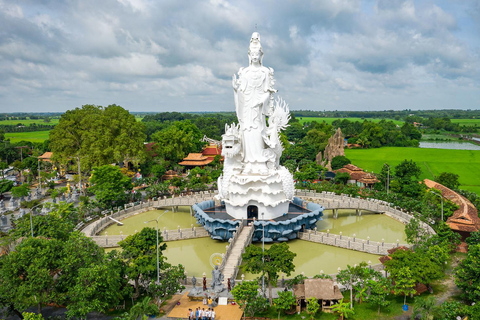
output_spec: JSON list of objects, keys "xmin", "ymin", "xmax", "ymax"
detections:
[
  {"xmin": 251, "ymin": 32, "xmax": 260, "ymax": 43},
  {"xmin": 249, "ymin": 49, "xmax": 262, "ymax": 63}
]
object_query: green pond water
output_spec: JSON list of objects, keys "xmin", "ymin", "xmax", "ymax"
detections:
[
  {"xmin": 317, "ymin": 209, "xmax": 406, "ymax": 243},
  {"xmin": 237, "ymin": 240, "xmax": 380, "ymax": 280},
  {"xmin": 101, "ymin": 206, "xmax": 405, "ymax": 278},
  {"xmin": 99, "ymin": 207, "xmax": 200, "ymax": 235}
]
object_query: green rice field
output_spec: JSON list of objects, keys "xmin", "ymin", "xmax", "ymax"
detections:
[
  {"xmin": 451, "ymin": 119, "xmax": 480, "ymax": 126},
  {"xmin": 297, "ymin": 117, "xmax": 404, "ymax": 126},
  {"xmin": 345, "ymin": 147, "xmax": 480, "ymax": 195},
  {"xmin": 5, "ymin": 131, "xmax": 50, "ymax": 143},
  {"xmin": 0, "ymin": 118, "xmax": 59, "ymax": 126}
]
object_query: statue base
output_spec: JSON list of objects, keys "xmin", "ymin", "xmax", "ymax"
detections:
[{"xmin": 219, "ymin": 166, "xmax": 294, "ymax": 220}]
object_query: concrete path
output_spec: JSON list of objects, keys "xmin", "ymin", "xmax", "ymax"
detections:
[{"xmin": 222, "ymin": 225, "xmax": 253, "ymax": 284}]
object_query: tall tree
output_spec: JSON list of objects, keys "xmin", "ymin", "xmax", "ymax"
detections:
[
  {"xmin": 0, "ymin": 237, "xmax": 62, "ymax": 314},
  {"xmin": 242, "ymin": 242, "xmax": 296, "ymax": 305},
  {"xmin": 90, "ymin": 104, "xmax": 146, "ymax": 167},
  {"xmin": 89, "ymin": 165, "xmax": 133, "ymax": 208},
  {"xmin": 273, "ymin": 291, "xmax": 296, "ymax": 320},
  {"xmin": 65, "ymin": 257, "xmax": 129, "ymax": 319},
  {"xmin": 231, "ymin": 281, "xmax": 267, "ymax": 319},
  {"xmin": 151, "ymin": 120, "xmax": 205, "ymax": 163},
  {"xmin": 50, "ymin": 105, "xmax": 146, "ymax": 193},
  {"xmin": 455, "ymin": 243, "xmax": 480, "ymax": 302},
  {"xmin": 436, "ymin": 172, "xmax": 460, "ymax": 190},
  {"xmin": 50, "ymin": 105, "xmax": 101, "ymax": 193},
  {"xmin": 118, "ymin": 227, "xmax": 165, "ymax": 298}
]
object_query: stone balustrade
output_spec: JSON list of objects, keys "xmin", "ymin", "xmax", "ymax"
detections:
[
  {"xmin": 295, "ymin": 190, "xmax": 435, "ymax": 235},
  {"xmin": 90, "ymin": 227, "xmax": 210, "ymax": 247},
  {"xmin": 219, "ymin": 224, "xmax": 244, "ymax": 271},
  {"xmin": 298, "ymin": 229, "xmax": 406, "ymax": 255}
]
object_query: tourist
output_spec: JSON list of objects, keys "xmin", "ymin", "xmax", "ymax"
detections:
[
  {"xmin": 202, "ymin": 307, "xmax": 206, "ymax": 320},
  {"xmin": 187, "ymin": 308, "xmax": 192, "ymax": 320},
  {"xmin": 211, "ymin": 309, "xmax": 216, "ymax": 320},
  {"xmin": 203, "ymin": 296, "xmax": 207, "ymax": 305},
  {"xmin": 207, "ymin": 296, "xmax": 212, "ymax": 305},
  {"xmin": 207, "ymin": 308, "xmax": 211, "ymax": 320},
  {"xmin": 195, "ymin": 307, "xmax": 200, "ymax": 320}
]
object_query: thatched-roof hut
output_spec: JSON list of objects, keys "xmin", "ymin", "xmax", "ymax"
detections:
[{"xmin": 293, "ymin": 279, "xmax": 343, "ymax": 313}]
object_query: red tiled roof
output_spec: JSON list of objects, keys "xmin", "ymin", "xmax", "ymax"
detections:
[
  {"xmin": 178, "ymin": 159, "xmax": 213, "ymax": 166},
  {"xmin": 336, "ymin": 164, "xmax": 374, "ymax": 182},
  {"xmin": 182, "ymin": 153, "xmax": 209, "ymax": 161},
  {"xmin": 202, "ymin": 144, "xmax": 223, "ymax": 161},
  {"xmin": 38, "ymin": 152, "xmax": 53, "ymax": 161},
  {"xmin": 178, "ymin": 153, "xmax": 213, "ymax": 167},
  {"xmin": 424, "ymin": 179, "xmax": 480, "ymax": 233}
]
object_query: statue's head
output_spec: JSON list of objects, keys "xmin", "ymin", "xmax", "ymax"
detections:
[
  {"xmin": 250, "ymin": 32, "xmax": 261, "ymax": 43},
  {"xmin": 248, "ymin": 32, "xmax": 263, "ymax": 65},
  {"xmin": 222, "ymin": 123, "xmax": 241, "ymax": 158}
]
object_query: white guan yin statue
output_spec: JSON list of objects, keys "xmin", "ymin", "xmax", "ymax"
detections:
[{"xmin": 217, "ymin": 32, "xmax": 294, "ymax": 220}]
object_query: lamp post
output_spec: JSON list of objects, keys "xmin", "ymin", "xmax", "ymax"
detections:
[
  {"xmin": 385, "ymin": 164, "xmax": 390, "ymax": 195},
  {"xmin": 29, "ymin": 202, "xmax": 45, "ymax": 238},
  {"xmin": 144, "ymin": 209, "xmax": 169, "ymax": 284},
  {"xmin": 261, "ymin": 211, "xmax": 265, "ymax": 297},
  {"xmin": 429, "ymin": 191, "xmax": 444, "ymax": 222}
]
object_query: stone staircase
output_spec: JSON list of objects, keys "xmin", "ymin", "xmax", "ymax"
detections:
[{"xmin": 222, "ymin": 225, "xmax": 254, "ymax": 284}]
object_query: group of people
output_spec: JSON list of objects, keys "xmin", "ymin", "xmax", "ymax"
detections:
[{"xmin": 188, "ymin": 307, "xmax": 215, "ymax": 320}]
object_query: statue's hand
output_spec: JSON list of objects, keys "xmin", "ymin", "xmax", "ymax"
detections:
[{"xmin": 232, "ymin": 74, "xmax": 239, "ymax": 90}]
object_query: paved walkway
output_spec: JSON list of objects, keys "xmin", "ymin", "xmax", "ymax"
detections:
[
  {"xmin": 165, "ymin": 292, "xmax": 242, "ymax": 320},
  {"xmin": 222, "ymin": 225, "xmax": 253, "ymax": 284}
]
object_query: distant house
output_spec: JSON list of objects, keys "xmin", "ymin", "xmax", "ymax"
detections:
[{"xmin": 335, "ymin": 164, "xmax": 379, "ymax": 188}]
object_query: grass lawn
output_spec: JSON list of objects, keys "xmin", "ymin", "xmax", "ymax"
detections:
[
  {"xmin": 345, "ymin": 147, "xmax": 480, "ymax": 195},
  {"xmin": 297, "ymin": 117, "xmax": 404, "ymax": 126},
  {"xmin": 5, "ymin": 131, "xmax": 50, "ymax": 143},
  {"xmin": 0, "ymin": 118, "xmax": 59, "ymax": 126},
  {"xmin": 254, "ymin": 292, "xmax": 406, "ymax": 319}
]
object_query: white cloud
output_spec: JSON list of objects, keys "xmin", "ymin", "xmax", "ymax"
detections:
[{"xmin": 0, "ymin": 0, "xmax": 479, "ymax": 112}]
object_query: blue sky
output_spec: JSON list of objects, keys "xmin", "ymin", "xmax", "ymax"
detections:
[{"xmin": 0, "ymin": 0, "xmax": 479, "ymax": 113}]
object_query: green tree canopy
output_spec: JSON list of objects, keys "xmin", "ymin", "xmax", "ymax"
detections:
[
  {"xmin": 151, "ymin": 120, "xmax": 205, "ymax": 163},
  {"xmin": 231, "ymin": 281, "xmax": 267, "ymax": 319},
  {"xmin": 331, "ymin": 155, "xmax": 351, "ymax": 170},
  {"xmin": 242, "ymin": 242, "xmax": 296, "ymax": 305},
  {"xmin": 89, "ymin": 165, "xmax": 133, "ymax": 208},
  {"xmin": 50, "ymin": 104, "xmax": 146, "ymax": 192},
  {"xmin": 436, "ymin": 172, "xmax": 460, "ymax": 190},
  {"xmin": 395, "ymin": 159, "xmax": 422, "ymax": 181},
  {"xmin": 455, "ymin": 243, "xmax": 480, "ymax": 302},
  {"xmin": 118, "ymin": 227, "xmax": 166, "ymax": 298}
]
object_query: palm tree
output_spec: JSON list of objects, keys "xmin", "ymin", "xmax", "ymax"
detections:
[
  {"xmin": 331, "ymin": 299, "xmax": 355, "ymax": 320},
  {"xmin": 411, "ymin": 296, "xmax": 439, "ymax": 320},
  {"xmin": 129, "ymin": 297, "xmax": 158, "ymax": 320}
]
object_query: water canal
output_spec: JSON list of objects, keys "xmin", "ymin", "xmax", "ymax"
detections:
[{"xmin": 100, "ymin": 206, "xmax": 406, "ymax": 278}]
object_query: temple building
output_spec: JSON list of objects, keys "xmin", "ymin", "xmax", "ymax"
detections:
[
  {"xmin": 335, "ymin": 164, "xmax": 379, "ymax": 188},
  {"xmin": 424, "ymin": 179, "xmax": 480, "ymax": 250},
  {"xmin": 178, "ymin": 142, "xmax": 223, "ymax": 169},
  {"xmin": 178, "ymin": 153, "xmax": 213, "ymax": 168}
]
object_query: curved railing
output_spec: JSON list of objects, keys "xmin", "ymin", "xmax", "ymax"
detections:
[{"xmin": 295, "ymin": 190, "xmax": 435, "ymax": 235}]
